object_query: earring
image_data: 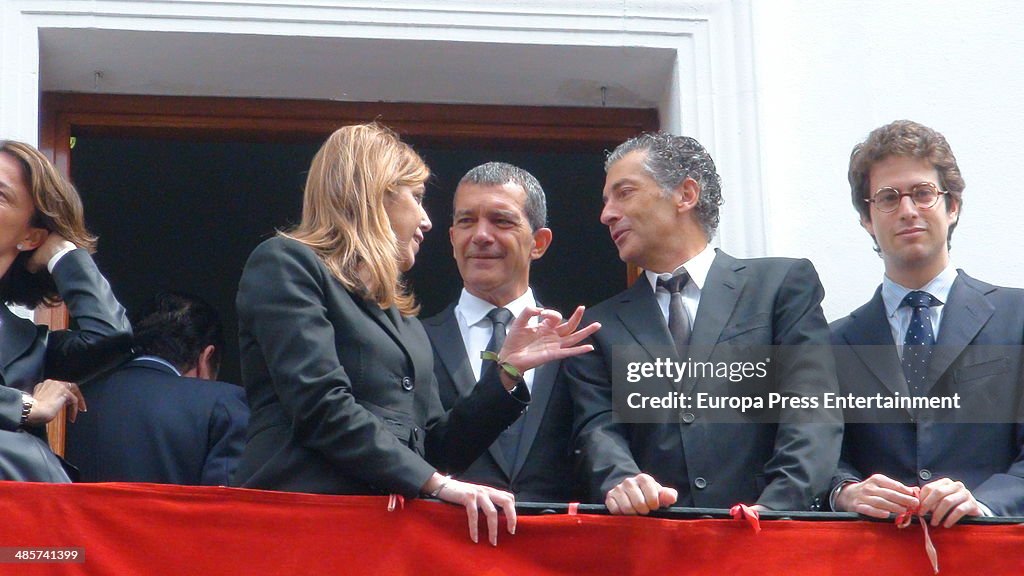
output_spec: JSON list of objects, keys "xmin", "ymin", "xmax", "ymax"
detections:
[{"xmin": 16, "ymin": 244, "xmax": 24, "ymax": 251}]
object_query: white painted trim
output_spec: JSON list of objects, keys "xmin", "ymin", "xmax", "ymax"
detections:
[{"xmin": 1, "ymin": 0, "xmax": 765, "ymax": 255}]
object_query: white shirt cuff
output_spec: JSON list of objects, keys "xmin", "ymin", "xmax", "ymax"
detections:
[
  {"xmin": 47, "ymin": 246, "xmax": 77, "ymax": 273},
  {"xmin": 976, "ymin": 501, "xmax": 995, "ymax": 517}
]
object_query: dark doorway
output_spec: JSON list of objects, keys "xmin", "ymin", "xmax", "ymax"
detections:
[{"xmin": 71, "ymin": 136, "xmax": 624, "ymax": 384}]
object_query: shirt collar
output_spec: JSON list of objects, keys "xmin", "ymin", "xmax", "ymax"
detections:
[
  {"xmin": 456, "ymin": 287, "xmax": 537, "ymax": 327},
  {"xmin": 644, "ymin": 243, "xmax": 716, "ymax": 292},
  {"xmin": 881, "ymin": 263, "xmax": 957, "ymax": 318},
  {"xmin": 134, "ymin": 355, "xmax": 183, "ymax": 377}
]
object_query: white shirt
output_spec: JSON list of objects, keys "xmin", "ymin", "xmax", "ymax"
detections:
[
  {"xmin": 134, "ymin": 355, "xmax": 182, "ymax": 377},
  {"xmin": 881, "ymin": 264, "xmax": 957, "ymax": 359},
  {"xmin": 454, "ymin": 288, "xmax": 538, "ymax": 393},
  {"xmin": 644, "ymin": 243, "xmax": 716, "ymax": 327}
]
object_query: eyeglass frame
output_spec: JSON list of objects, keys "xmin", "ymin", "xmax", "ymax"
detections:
[{"xmin": 863, "ymin": 181, "xmax": 949, "ymax": 213}]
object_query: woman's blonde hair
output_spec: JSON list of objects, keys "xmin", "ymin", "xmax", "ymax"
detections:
[
  {"xmin": 0, "ymin": 140, "xmax": 97, "ymax": 308},
  {"xmin": 282, "ymin": 123, "xmax": 429, "ymax": 315}
]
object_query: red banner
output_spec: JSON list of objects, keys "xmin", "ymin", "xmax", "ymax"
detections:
[{"xmin": 0, "ymin": 482, "xmax": 1020, "ymax": 575}]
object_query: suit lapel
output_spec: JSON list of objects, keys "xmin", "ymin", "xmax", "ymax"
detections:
[
  {"xmin": 0, "ymin": 306, "xmax": 39, "ymax": 387},
  {"xmin": 427, "ymin": 302, "xmax": 513, "ymax": 477},
  {"xmin": 353, "ymin": 297, "xmax": 419, "ymax": 384},
  {"xmin": 841, "ymin": 288, "xmax": 908, "ymax": 397},
  {"xmin": 356, "ymin": 297, "xmax": 404, "ymax": 347},
  {"xmin": 615, "ymin": 279, "xmax": 674, "ymax": 361},
  {"xmin": 928, "ymin": 273, "xmax": 993, "ymax": 392},
  {"xmin": 431, "ymin": 306, "xmax": 477, "ymax": 397},
  {"xmin": 615, "ymin": 252, "xmax": 750, "ymax": 396},
  {"xmin": 682, "ymin": 251, "xmax": 746, "ymax": 395},
  {"xmin": 689, "ymin": 251, "xmax": 745, "ymax": 353},
  {"xmin": 508, "ymin": 360, "xmax": 557, "ymax": 481},
  {"xmin": 486, "ymin": 432, "xmax": 513, "ymax": 478}
]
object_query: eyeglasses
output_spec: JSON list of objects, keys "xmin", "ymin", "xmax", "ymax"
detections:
[{"xmin": 864, "ymin": 182, "xmax": 948, "ymax": 213}]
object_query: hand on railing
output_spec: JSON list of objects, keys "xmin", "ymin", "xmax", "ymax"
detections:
[{"xmin": 423, "ymin": 473, "xmax": 516, "ymax": 546}]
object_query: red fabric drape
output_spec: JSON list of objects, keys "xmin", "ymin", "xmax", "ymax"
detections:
[{"xmin": 0, "ymin": 482, "xmax": 1021, "ymax": 575}]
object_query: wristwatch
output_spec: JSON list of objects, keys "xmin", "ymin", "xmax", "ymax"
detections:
[{"xmin": 20, "ymin": 393, "xmax": 35, "ymax": 427}]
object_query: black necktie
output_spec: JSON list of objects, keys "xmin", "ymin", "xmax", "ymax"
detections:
[
  {"xmin": 901, "ymin": 290, "xmax": 940, "ymax": 396},
  {"xmin": 485, "ymin": 307, "xmax": 514, "ymax": 355},
  {"xmin": 658, "ymin": 273, "xmax": 692, "ymax": 358},
  {"xmin": 485, "ymin": 307, "xmax": 522, "ymax": 469}
]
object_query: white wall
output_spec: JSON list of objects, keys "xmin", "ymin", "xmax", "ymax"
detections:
[
  {"xmin": 752, "ymin": 0, "xmax": 1024, "ymax": 319},
  {"xmin": 10, "ymin": 0, "xmax": 1021, "ymax": 322},
  {"xmin": 1, "ymin": 0, "xmax": 767, "ymax": 262}
]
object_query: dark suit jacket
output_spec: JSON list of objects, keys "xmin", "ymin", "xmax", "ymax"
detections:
[
  {"xmin": 233, "ymin": 237, "xmax": 528, "ymax": 497},
  {"xmin": 0, "ymin": 249, "xmax": 132, "ymax": 481},
  {"xmin": 64, "ymin": 358, "xmax": 249, "ymax": 485},
  {"xmin": 423, "ymin": 302, "xmax": 576, "ymax": 502},
  {"xmin": 830, "ymin": 271, "xmax": 1024, "ymax": 516},
  {"xmin": 565, "ymin": 250, "xmax": 842, "ymax": 510}
]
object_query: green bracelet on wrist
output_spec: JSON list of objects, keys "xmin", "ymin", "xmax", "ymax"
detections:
[{"xmin": 480, "ymin": 350, "xmax": 524, "ymax": 381}]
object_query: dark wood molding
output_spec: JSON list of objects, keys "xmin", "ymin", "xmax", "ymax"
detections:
[
  {"xmin": 42, "ymin": 92, "xmax": 657, "ymax": 148},
  {"xmin": 41, "ymin": 92, "xmax": 651, "ymax": 284}
]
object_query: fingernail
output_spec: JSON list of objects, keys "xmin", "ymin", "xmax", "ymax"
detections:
[{"xmin": 511, "ymin": 527, "xmax": 516, "ymax": 535}]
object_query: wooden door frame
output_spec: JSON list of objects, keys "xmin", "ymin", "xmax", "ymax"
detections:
[
  {"xmin": 41, "ymin": 94, "xmax": 654, "ymax": 270},
  {"xmin": 37, "ymin": 92, "xmax": 655, "ymax": 455},
  {"xmin": 41, "ymin": 92, "xmax": 654, "ymax": 282},
  {"xmin": 41, "ymin": 93, "xmax": 658, "ymax": 172}
]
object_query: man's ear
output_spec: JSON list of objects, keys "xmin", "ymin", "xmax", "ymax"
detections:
[
  {"xmin": 859, "ymin": 215, "xmax": 883, "ymax": 253},
  {"xmin": 196, "ymin": 345, "xmax": 218, "ymax": 380},
  {"xmin": 530, "ymin": 227, "xmax": 553, "ymax": 260},
  {"xmin": 860, "ymin": 214, "xmax": 875, "ymax": 238},
  {"xmin": 946, "ymin": 195, "xmax": 960, "ymax": 226},
  {"xmin": 675, "ymin": 178, "xmax": 700, "ymax": 213}
]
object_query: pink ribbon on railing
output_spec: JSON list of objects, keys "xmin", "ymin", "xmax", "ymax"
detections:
[
  {"xmin": 895, "ymin": 487, "xmax": 939, "ymax": 574},
  {"xmin": 729, "ymin": 503, "xmax": 761, "ymax": 534}
]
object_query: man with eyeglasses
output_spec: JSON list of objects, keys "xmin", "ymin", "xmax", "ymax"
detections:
[{"xmin": 828, "ymin": 120, "xmax": 1024, "ymax": 525}]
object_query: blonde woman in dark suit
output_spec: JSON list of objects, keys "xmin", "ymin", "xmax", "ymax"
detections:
[
  {"xmin": 234, "ymin": 123, "xmax": 598, "ymax": 546},
  {"xmin": 0, "ymin": 140, "xmax": 132, "ymax": 481}
]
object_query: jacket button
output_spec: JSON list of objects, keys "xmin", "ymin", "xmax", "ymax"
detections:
[
  {"xmin": 401, "ymin": 377, "xmax": 414, "ymax": 391},
  {"xmin": 694, "ymin": 477, "xmax": 707, "ymax": 489},
  {"xmin": 681, "ymin": 412, "xmax": 695, "ymax": 424},
  {"xmin": 919, "ymin": 469, "xmax": 932, "ymax": 481}
]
